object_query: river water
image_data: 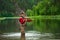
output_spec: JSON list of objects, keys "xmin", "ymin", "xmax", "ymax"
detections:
[
  {"xmin": 0, "ymin": 31, "xmax": 59, "ymax": 40},
  {"xmin": 0, "ymin": 17, "xmax": 60, "ymax": 40}
]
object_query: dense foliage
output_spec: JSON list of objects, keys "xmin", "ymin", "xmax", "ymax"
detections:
[{"xmin": 26, "ymin": 0, "xmax": 60, "ymax": 15}]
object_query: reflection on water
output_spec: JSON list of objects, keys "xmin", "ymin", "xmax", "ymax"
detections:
[{"xmin": 0, "ymin": 31, "xmax": 58, "ymax": 40}]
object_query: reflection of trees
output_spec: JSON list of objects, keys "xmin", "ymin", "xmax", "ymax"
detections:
[
  {"xmin": 0, "ymin": 19, "xmax": 18, "ymax": 33},
  {"xmin": 33, "ymin": 18, "xmax": 60, "ymax": 33},
  {"xmin": 33, "ymin": 18, "xmax": 60, "ymax": 38}
]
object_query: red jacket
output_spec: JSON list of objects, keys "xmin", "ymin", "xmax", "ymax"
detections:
[
  {"xmin": 19, "ymin": 17, "xmax": 26, "ymax": 24},
  {"xmin": 19, "ymin": 17, "xmax": 32, "ymax": 24}
]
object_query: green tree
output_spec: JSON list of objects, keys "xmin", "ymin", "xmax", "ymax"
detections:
[
  {"xmin": 26, "ymin": 9, "xmax": 33, "ymax": 16},
  {"xmin": 0, "ymin": 0, "xmax": 15, "ymax": 17},
  {"xmin": 31, "ymin": 0, "xmax": 60, "ymax": 15}
]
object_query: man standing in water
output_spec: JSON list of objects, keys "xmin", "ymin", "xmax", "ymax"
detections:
[
  {"xmin": 19, "ymin": 11, "xmax": 26, "ymax": 34},
  {"xmin": 19, "ymin": 11, "xmax": 32, "ymax": 40},
  {"xmin": 19, "ymin": 11, "xmax": 26, "ymax": 40}
]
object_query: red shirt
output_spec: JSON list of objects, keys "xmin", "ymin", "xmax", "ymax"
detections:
[
  {"xmin": 19, "ymin": 17, "xmax": 32, "ymax": 24},
  {"xmin": 19, "ymin": 17, "xmax": 26, "ymax": 24}
]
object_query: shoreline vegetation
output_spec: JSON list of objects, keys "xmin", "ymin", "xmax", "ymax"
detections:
[{"xmin": 0, "ymin": 15, "xmax": 60, "ymax": 20}]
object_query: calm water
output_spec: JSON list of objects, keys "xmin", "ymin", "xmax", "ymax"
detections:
[
  {"xmin": 0, "ymin": 31, "xmax": 59, "ymax": 40},
  {"xmin": 0, "ymin": 19, "xmax": 60, "ymax": 40}
]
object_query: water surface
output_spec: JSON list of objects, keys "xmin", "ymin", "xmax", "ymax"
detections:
[{"xmin": 0, "ymin": 31, "xmax": 57, "ymax": 40}]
